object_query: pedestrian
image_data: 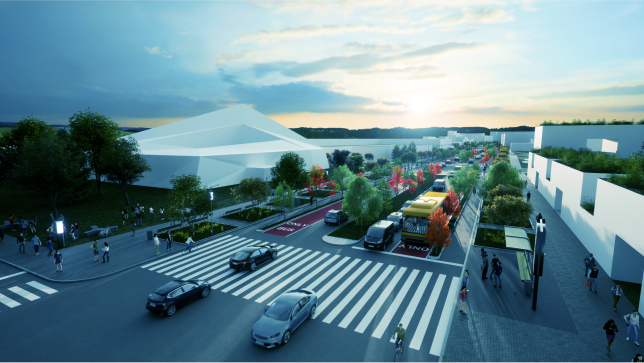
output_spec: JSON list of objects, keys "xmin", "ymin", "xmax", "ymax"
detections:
[
  {"xmin": 584, "ymin": 253, "xmax": 596, "ymax": 277},
  {"xmin": 31, "ymin": 234, "xmax": 42, "ymax": 255},
  {"xmin": 310, "ymin": 196, "xmax": 313, "ymax": 206},
  {"xmin": 633, "ymin": 353, "xmax": 643, "ymax": 362},
  {"xmin": 91, "ymin": 240, "xmax": 99, "ymax": 262},
  {"xmin": 624, "ymin": 310, "xmax": 640, "ymax": 346},
  {"xmin": 166, "ymin": 231, "xmax": 173, "ymax": 251},
  {"xmin": 160, "ymin": 207, "xmax": 164, "ymax": 221},
  {"xmin": 54, "ymin": 250, "xmax": 63, "ymax": 272},
  {"xmin": 150, "ymin": 207, "xmax": 154, "ymax": 220},
  {"xmin": 603, "ymin": 319, "xmax": 619, "ymax": 356},
  {"xmin": 137, "ymin": 209, "xmax": 143, "ymax": 226},
  {"xmin": 462, "ymin": 270, "xmax": 469, "ymax": 288},
  {"xmin": 473, "ymin": 188, "xmax": 476, "ymax": 195},
  {"xmin": 49, "ymin": 213, "xmax": 55, "ymax": 226},
  {"xmin": 9, "ymin": 214, "xmax": 15, "ymax": 231},
  {"xmin": 20, "ymin": 218, "xmax": 27, "ymax": 235},
  {"xmin": 131, "ymin": 205, "xmax": 136, "ymax": 220},
  {"xmin": 123, "ymin": 207, "xmax": 128, "ymax": 220},
  {"xmin": 121, "ymin": 210, "xmax": 126, "ymax": 225},
  {"xmin": 131, "ymin": 221, "xmax": 136, "ymax": 237},
  {"xmin": 74, "ymin": 223, "xmax": 79, "ymax": 240},
  {"xmin": 459, "ymin": 286, "xmax": 469, "ymax": 314},
  {"xmin": 481, "ymin": 253, "xmax": 489, "ymax": 280},
  {"xmin": 612, "ymin": 284, "xmax": 623, "ymax": 311},
  {"xmin": 271, "ymin": 189, "xmax": 275, "ymax": 198},
  {"xmin": 527, "ymin": 191, "xmax": 531, "ymax": 202},
  {"xmin": 46, "ymin": 237, "xmax": 53, "ymax": 256},
  {"xmin": 29, "ymin": 219, "xmax": 36, "ymax": 234},
  {"xmin": 102, "ymin": 242, "xmax": 110, "ymax": 263},
  {"xmin": 140, "ymin": 206, "xmax": 145, "ymax": 221},
  {"xmin": 69, "ymin": 224, "xmax": 76, "ymax": 241},
  {"xmin": 17, "ymin": 233, "xmax": 26, "ymax": 253},
  {"xmin": 589, "ymin": 265, "xmax": 599, "ymax": 293},
  {"xmin": 489, "ymin": 254, "xmax": 499, "ymax": 279},
  {"xmin": 492, "ymin": 261, "xmax": 503, "ymax": 288},
  {"xmin": 154, "ymin": 234, "xmax": 160, "ymax": 255},
  {"xmin": 47, "ymin": 226, "xmax": 55, "ymax": 242},
  {"xmin": 0, "ymin": 226, "xmax": 4, "ymax": 245}
]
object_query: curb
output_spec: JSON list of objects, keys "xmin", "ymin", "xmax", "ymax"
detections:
[{"xmin": 322, "ymin": 233, "xmax": 363, "ymax": 246}]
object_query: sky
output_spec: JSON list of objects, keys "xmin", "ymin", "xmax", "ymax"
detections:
[{"xmin": 1, "ymin": 0, "xmax": 643, "ymax": 130}]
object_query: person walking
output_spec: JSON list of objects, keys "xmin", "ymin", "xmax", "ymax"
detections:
[
  {"xmin": 489, "ymin": 254, "xmax": 499, "ymax": 279},
  {"xmin": 154, "ymin": 234, "xmax": 160, "ymax": 255},
  {"xmin": 54, "ymin": 251, "xmax": 63, "ymax": 272},
  {"xmin": 462, "ymin": 270, "xmax": 469, "ymax": 288},
  {"xmin": 9, "ymin": 214, "xmax": 15, "ymax": 231},
  {"xmin": 0, "ymin": 226, "xmax": 4, "ymax": 245},
  {"xmin": 584, "ymin": 253, "xmax": 596, "ymax": 277},
  {"xmin": 17, "ymin": 233, "xmax": 26, "ymax": 253},
  {"xmin": 589, "ymin": 265, "xmax": 599, "ymax": 293},
  {"xmin": 123, "ymin": 207, "xmax": 128, "ymax": 220},
  {"xmin": 166, "ymin": 231, "xmax": 173, "ymax": 251},
  {"xmin": 160, "ymin": 207, "xmax": 164, "ymax": 221},
  {"xmin": 29, "ymin": 219, "xmax": 36, "ymax": 234},
  {"xmin": 624, "ymin": 310, "xmax": 640, "ymax": 346},
  {"xmin": 481, "ymin": 253, "xmax": 489, "ymax": 280},
  {"xmin": 47, "ymin": 226, "xmax": 55, "ymax": 242},
  {"xmin": 149, "ymin": 207, "xmax": 154, "ymax": 220},
  {"xmin": 603, "ymin": 319, "xmax": 619, "ymax": 356},
  {"xmin": 459, "ymin": 286, "xmax": 469, "ymax": 314},
  {"xmin": 131, "ymin": 221, "xmax": 136, "ymax": 237},
  {"xmin": 633, "ymin": 353, "xmax": 643, "ymax": 362},
  {"xmin": 91, "ymin": 240, "xmax": 99, "ymax": 262},
  {"xmin": 121, "ymin": 210, "xmax": 126, "ymax": 225},
  {"xmin": 137, "ymin": 209, "xmax": 143, "ymax": 226},
  {"xmin": 525, "ymin": 179, "xmax": 528, "ymax": 187},
  {"xmin": 46, "ymin": 237, "xmax": 53, "ymax": 256},
  {"xmin": 612, "ymin": 284, "xmax": 623, "ymax": 311},
  {"xmin": 31, "ymin": 234, "xmax": 42, "ymax": 255},
  {"xmin": 20, "ymin": 218, "xmax": 27, "ymax": 236},
  {"xmin": 102, "ymin": 242, "xmax": 110, "ymax": 263},
  {"xmin": 140, "ymin": 206, "xmax": 145, "ymax": 222},
  {"xmin": 526, "ymin": 191, "xmax": 531, "ymax": 202},
  {"xmin": 73, "ymin": 223, "xmax": 79, "ymax": 240},
  {"xmin": 492, "ymin": 261, "xmax": 503, "ymax": 288}
]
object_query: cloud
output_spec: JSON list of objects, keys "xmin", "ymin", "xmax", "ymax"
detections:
[
  {"xmin": 232, "ymin": 24, "xmax": 425, "ymax": 45},
  {"xmin": 606, "ymin": 105, "xmax": 644, "ymax": 112},
  {"xmin": 534, "ymin": 84, "xmax": 644, "ymax": 99},
  {"xmin": 163, "ymin": 55, "xmax": 172, "ymax": 59},
  {"xmin": 218, "ymin": 50, "xmax": 257, "ymax": 63},
  {"xmin": 252, "ymin": 61, "xmax": 299, "ymax": 78},
  {"xmin": 145, "ymin": 46, "xmax": 161, "ymax": 55},
  {"xmin": 349, "ymin": 65, "xmax": 446, "ymax": 79},
  {"xmin": 343, "ymin": 42, "xmax": 416, "ymax": 53},
  {"xmin": 422, "ymin": 12, "xmax": 451, "ymax": 23},
  {"xmin": 433, "ymin": 8, "xmax": 515, "ymax": 27},
  {"xmin": 460, "ymin": 107, "xmax": 535, "ymax": 115}
]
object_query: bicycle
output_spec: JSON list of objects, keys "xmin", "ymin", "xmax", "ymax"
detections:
[{"xmin": 393, "ymin": 334, "xmax": 404, "ymax": 362}]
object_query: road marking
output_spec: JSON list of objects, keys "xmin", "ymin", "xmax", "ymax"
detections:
[
  {"xmin": 142, "ymin": 234, "xmax": 235, "ymax": 269},
  {"xmin": 9, "ymin": 286, "xmax": 40, "ymax": 301},
  {"xmin": 337, "ymin": 265, "xmax": 395, "ymax": 329},
  {"xmin": 354, "ymin": 267, "xmax": 407, "ymax": 334},
  {"xmin": 156, "ymin": 237, "xmax": 246, "ymax": 273},
  {"xmin": 429, "ymin": 276, "xmax": 460, "ymax": 356},
  {"xmin": 197, "ymin": 244, "xmax": 287, "ymax": 281},
  {"xmin": 409, "ymin": 274, "xmax": 445, "ymax": 350},
  {"xmin": 351, "ymin": 247, "xmax": 463, "ymax": 267},
  {"xmin": 169, "ymin": 238, "xmax": 254, "ymax": 277},
  {"xmin": 305, "ymin": 256, "xmax": 352, "ymax": 291},
  {"xmin": 26, "ymin": 281, "xmax": 58, "ymax": 295},
  {"xmin": 388, "ymin": 271, "xmax": 432, "ymax": 343},
  {"xmin": 0, "ymin": 293, "xmax": 21, "ymax": 307},
  {"xmin": 228, "ymin": 249, "xmax": 309, "ymax": 295},
  {"xmin": 0, "ymin": 272, "xmax": 26, "ymax": 281},
  {"xmin": 317, "ymin": 261, "xmax": 377, "ymax": 321},
  {"xmin": 217, "ymin": 248, "xmax": 301, "ymax": 292},
  {"xmin": 314, "ymin": 259, "xmax": 361, "ymax": 298},
  {"xmin": 372, "ymin": 269, "xmax": 419, "ymax": 339}
]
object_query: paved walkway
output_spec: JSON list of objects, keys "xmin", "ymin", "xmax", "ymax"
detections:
[{"xmin": 443, "ymin": 158, "xmax": 642, "ymax": 362}]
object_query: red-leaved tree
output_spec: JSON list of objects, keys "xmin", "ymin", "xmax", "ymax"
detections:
[
  {"xmin": 483, "ymin": 153, "xmax": 490, "ymax": 163},
  {"xmin": 426, "ymin": 206, "xmax": 452, "ymax": 250},
  {"xmin": 429, "ymin": 163, "xmax": 437, "ymax": 178},
  {"xmin": 436, "ymin": 163, "xmax": 442, "ymax": 174},
  {"xmin": 484, "ymin": 146, "xmax": 487, "ymax": 152},
  {"xmin": 444, "ymin": 189, "xmax": 460, "ymax": 216},
  {"xmin": 389, "ymin": 165, "xmax": 404, "ymax": 194},
  {"xmin": 416, "ymin": 169, "xmax": 424, "ymax": 187}
]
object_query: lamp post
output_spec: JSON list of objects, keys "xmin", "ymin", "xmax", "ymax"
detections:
[
  {"xmin": 55, "ymin": 220, "xmax": 65, "ymax": 249},
  {"xmin": 209, "ymin": 184, "xmax": 218, "ymax": 234},
  {"xmin": 360, "ymin": 184, "xmax": 364, "ymax": 234}
]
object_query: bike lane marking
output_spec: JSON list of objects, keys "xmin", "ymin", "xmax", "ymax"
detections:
[
  {"xmin": 390, "ymin": 241, "xmax": 432, "ymax": 258},
  {"xmin": 263, "ymin": 202, "xmax": 341, "ymax": 237}
]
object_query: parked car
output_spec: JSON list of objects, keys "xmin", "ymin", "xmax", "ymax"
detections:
[
  {"xmin": 324, "ymin": 209, "xmax": 348, "ymax": 225},
  {"xmin": 146, "ymin": 279, "xmax": 211, "ymax": 317},
  {"xmin": 229, "ymin": 243, "xmax": 278, "ymax": 271},
  {"xmin": 433, "ymin": 179, "xmax": 446, "ymax": 191},
  {"xmin": 447, "ymin": 172, "xmax": 455, "ymax": 178},
  {"xmin": 445, "ymin": 160, "xmax": 452, "ymax": 164},
  {"xmin": 455, "ymin": 165, "xmax": 462, "ymax": 171},
  {"xmin": 364, "ymin": 220, "xmax": 395, "ymax": 251},
  {"xmin": 468, "ymin": 160, "xmax": 474, "ymax": 164},
  {"xmin": 441, "ymin": 162, "xmax": 447, "ymax": 167},
  {"xmin": 251, "ymin": 289, "xmax": 318, "ymax": 348},
  {"xmin": 386, "ymin": 212, "xmax": 403, "ymax": 232}
]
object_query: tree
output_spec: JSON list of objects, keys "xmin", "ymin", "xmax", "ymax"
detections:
[
  {"xmin": 365, "ymin": 161, "xmax": 377, "ymax": 171},
  {"xmin": 393, "ymin": 157, "xmax": 404, "ymax": 167},
  {"xmin": 331, "ymin": 149, "xmax": 352, "ymax": 167},
  {"xmin": 273, "ymin": 182, "xmax": 296, "ymax": 221},
  {"xmin": 429, "ymin": 163, "xmax": 437, "ymax": 178},
  {"xmin": 432, "ymin": 147, "xmax": 439, "ymax": 162},
  {"xmin": 69, "ymin": 108, "xmax": 121, "ymax": 195},
  {"xmin": 332, "ymin": 165, "xmax": 355, "ymax": 196},
  {"xmin": 485, "ymin": 161, "xmax": 523, "ymax": 194},
  {"xmin": 101, "ymin": 137, "xmax": 152, "ymax": 206},
  {"xmin": 376, "ymin": 178, "xmax": 393, "ymax": 214},
  {"xmin": 364, "ymin": 153, "xmax": 374, "ymax": 161},
  {"xmin": 401, "ymin": 145, "xmax": 409, "ymax": 155},
  {"xmin": 389, "ymin": 165, "xmax": 404, "ymax": 193},
  {"xmin": 11, "ymin": 131, "xmax": 92, "ymax": 219},
  {"xmin": 482, "ymin": 153, "xmax": 490, "ymax": 163},
  {"xmin": 231, "ymin": 177, "xmax": 269, "ymax": 207},
  {"xmin": 486, "ymin": 149, "xmax": 496, "ymax": 159},
  {"xmin": 484, "ymin": 146, "xmax": 487, "ymax": 152},
  {"xmin": 377, "ymin": 157, "xmax": 390, "ymax": 167},
  {"xmin": 167, "ymin": 174, "xmax": 211, "ymax": 229},
  {"xmin": 401, "ymin": 151, "xmax": 417, "ymax": 169},
  {"xmin": 349, "ymin": 153, "xmax": 365, "ymax": 172},
  {"xmin": 270, "ymin": 151, "xmax": 308, "ymax": 191},
  {"xmin": 484, "ymin": 195, "xmax": 534, "ymax": 226},
  {"xmin": 426, "ymin": 207, "xmax": 451, "ymax": 251},
  {"xmin": 488, "ymin": 184, "xmax": 523, "ymax": 201},
  {"xmin": 370, "ymin": 163, "xmax": 382, "ymax": 180},
  {"xmin": 307, "ymin": 163, "xmax": 326, "ymax": 207},
  {"xmin": 444, "ymin": 189, "xmax": 460, "ymax": 216},
  {"xmin": 342, "ymin": 175, "xmax": 383, "ymax": 229},
  {"xmin": 408, "ymin": 141, "xmax": 417, "ymax": 154},
  {"xmin": 416, "ymin": 169, "xmax": 424, "ymax": 188},
  {"xmin": 435, "ymin": 163, "xmax": 442, "ymax": 174},
  {"xmin": 451, "ymin": 166, "xmax": 479, "ymax": 198},
  {"xmin": 459, "ymin": 151, "xmax": 470, "ymax": 162},
  {"xmin": 391, "ymin": 145, "xmax": 402, "ymax": 160}
]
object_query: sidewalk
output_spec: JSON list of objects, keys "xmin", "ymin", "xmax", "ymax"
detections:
[{"xmin": 442, "ymin": 163, "xmax": 642, "ymax": 362}]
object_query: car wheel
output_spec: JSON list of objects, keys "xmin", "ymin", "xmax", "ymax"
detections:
[
  {"xmin": 165, "ymin": 304, "xmax": 177, "ymax": 317},
  {"xmin": 271, "ymin": 251, "xmax": 277, "ymax": 260},
  {"xmin": 201, "ymin": 288, "xmax": 210, "ymax": 298},
  {"xmin": 250, "ymin": 262, "xmax": 257, "ymax": 271},
  {"xmin": 309, "ymin": 304, "xmax": 316, "ymax": 317},
  {"xmin": 282, "ymin": 330, "xmax": 291, "ymax": 345}
]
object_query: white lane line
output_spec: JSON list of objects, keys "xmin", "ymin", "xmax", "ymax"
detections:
[
  {"xmin": 198, "ymin": 244, "xmax": 287, "ymax": 282},
  {"xmin": 316, "ymin": 261, "xmax": 377, "ymax": 321},
  {"xmin": 9, "ymin": 286, "xmax": 40, "ymax": 301},
  {"xmin": 313, "ymin": 259, "xmax": 361, "ymax": 299},
  {"xmin": 337, "ymin": 265, "xmax": 395, "ymax": 329},
  {"xmin": 305, "ymin": 256, "xmax": 352, "ymax": 291},
  {"xmin": 392, "ymin": 271, "xmax": 432, "ymax": 343},
  {"xmin": 245, "ymin": 252, "xmax": 327, "ymax": 300},
  {"xmin": 430, "ymin": 276, "xmax": 460, "ymax": 356},
  {"xmin": 231, "ymin": 249, "xmax": 312, "ymax": 296},
  {"xmin": 147, "ymin": 235, "xmax": 241, "ymax": 271},
  {"xmin": 351, "ymin": 247, "xmax": 464, "ymax": 267},
  {"xmin": 156, "ymin": 237, "xmax": 246, "ymax": 273},
  {"xmin": 372, "ymin": 269, "xmax": 419, "ymax": 339},
  {"xmin": 170, "ymin": 238, "xmax": 255, "ymax": 277},
  {"xmin": 0, "ymin": 293, "xmax": 20, "ymax": 308},
  {"xmin": 408, "ymin": 274, "xmax": 445, "ymax": 350},
  {"xmin": 26, "ymin": 281, "xmax": 58, "ymax": 295},
  {"xmin": 266, "ymin": 255, "xmax": 344, "ymax": 306},
  {"xmin": 0, "ymin": 272, "xmax": 26, "ymax": 281},
  {"xmin": 142, "ymin": 234, "xmax": 234, "ymax": 269},
  {"xmin": 354, "ymin": 267, "xmax": 407, "ymax": 334},
  {"xmin": 213, "ymin": 247, "xmax": 299, "ymax": 291}
]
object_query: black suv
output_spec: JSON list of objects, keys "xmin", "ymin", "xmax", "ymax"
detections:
[{"xmin": 364, "ymin": 220, "xmax": 395, "ymax": 251}]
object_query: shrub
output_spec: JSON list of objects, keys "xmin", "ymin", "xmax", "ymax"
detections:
[
  {"xmin": 488, "ymin": 184, "xmax": 523, "ymax": 200},
  {"xmin": 581, "ymin": 197, "xmax": 595, "ymax": 215}
]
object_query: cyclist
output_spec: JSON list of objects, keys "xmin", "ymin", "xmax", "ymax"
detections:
[{"xmin": 392, "ymin": 323, "xmax": 408, "ymax": 352}]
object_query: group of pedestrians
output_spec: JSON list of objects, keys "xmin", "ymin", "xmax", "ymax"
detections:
[
  {"xmin": 480, "ymin": 248, "xmax": 504, "ymax": 287},
  {"xmin": 126, "ymin": 204, "xmax": 165, "ymax": 226}
]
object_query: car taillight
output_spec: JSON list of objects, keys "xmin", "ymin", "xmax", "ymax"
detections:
[{"xmin": 241, "ymin": 261, "xmax": 247, "ymax": 264}]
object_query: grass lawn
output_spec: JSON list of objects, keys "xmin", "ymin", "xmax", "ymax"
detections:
[
  {"xmin": 222, "ymin": 207, "xmax": 281, "ymax": 223},
  {"xmin": 157, "ymin": 221, "xmax": 237, "ymax": 243},
  {"xmin": 474, "ymin": 227, "xmax": 536, "ymax": 251},
  {"xmin": 612, "ymin": 279, "xmax": 641, "ymax": 310},
  {"xmin": 328, "ymin": 221, "xmax": 367, "ymax": 240}
]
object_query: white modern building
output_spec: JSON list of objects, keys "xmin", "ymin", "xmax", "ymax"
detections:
[
  {"xmin": 535, "ymin": 125, "xmax": 644, "ymax": 157},
  {"xmin": 127, "ymin": 104, "xmax": 328, "ymax": 189}
]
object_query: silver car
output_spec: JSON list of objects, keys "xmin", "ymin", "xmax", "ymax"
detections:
[
  {"xmin": 386, "ymin": 212, "xmax": 403, "ymax": 231},
  {"xmin": 251, "ymin": 289, "xmax": 318, "ymax": 348}
]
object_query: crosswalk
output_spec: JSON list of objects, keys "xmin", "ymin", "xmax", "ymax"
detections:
[
  {"xmin": 141, "ymin": 234, "xmax": 460, "ymax": 355},
  {"xmin": 0, "ymin": 281, "xmax": 59, "ymax": 311}
]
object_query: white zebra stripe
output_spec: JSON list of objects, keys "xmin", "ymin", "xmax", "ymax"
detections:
[
  {"xmin": 169, "ymin": 238, "xmax": 255, "ymax": 277},
  {"xmin": 141, "ymin": 234, "xmax": 235, "ymax": 269},
  {"xmin": 389, "ymin": 272, "xmax": 432, "ymax": 343},
  {"xmin": 316, "ymin": 261, "xmax": 376, "ymax": 321},
  {"xmin": 155, "ymin": 236, "xmax": 246, "ymax": 273},
  {"xmin": 429, "ymin": 276, "xmax": 460, "ymax": 356},
  {"xmin": 313, "ymin": 259, "xmax": 361, "ymax": 299},
  {"xmin": 212, "ymin": 247, "xmax": 299, "ymax": 290},
  {"xmin": 230, "ymin": 249, "xmax": 311, "ymax": 296},
  {"xmin": 337, "ymin": 265, "xmax": 396, "ymax": 329},
  {"xmin": 409, "ymin": 274, "xmax": 445, "ymax": 350},
  {"xmin": 8, "ymin": 287, "xmax": 40, "ymax": 301},
  {"xmin": 371, "ymin": 269, "xmax": 419, "ymax": 339},
  {"xmin": 354, "ymin": 267, "xmax": 407, "ymax": 334},
  {"xmin": 195, "ymin": 244, "xmax": 287, "ymax": 281},
  {"xmin": 0, "ymin": 293, "xmax": 21, "ymax": 308},
  {"xmin": 26, "ymin": 281, "xmax": 58, "ymax": 295}
]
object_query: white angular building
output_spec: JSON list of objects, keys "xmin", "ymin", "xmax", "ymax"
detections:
[{"xmin": 127, "ymin": 104, "xmax": 329, "ymax": 189}]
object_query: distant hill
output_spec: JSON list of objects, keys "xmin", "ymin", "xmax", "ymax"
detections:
[
  {"xmin": 0, "ymin": 122, "xmax": 149, "ymax": 133},
  {"xmin": 290, "ymin": 126, "xmax": 535, "ymax": 139}
]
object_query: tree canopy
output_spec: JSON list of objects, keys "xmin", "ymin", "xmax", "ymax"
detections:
[
  {"xmin": 167, "ymin": 174, "xmax": 211, "ymax": 226},
  {"xmin": 349, "ymin": 153, "xmax": 365, "ymax": 172},
  {"xmin": 331, "ymin": 149, "xmax": 352, "ymax": 167},
  {"xmin": 485, "ymin": 161, "xmax": 523, "ymax": 195},
  {"xmin": 273, "ymin": 182, "xmax": 296, "ymax": 220},
  {"xmin": 484, "ymin": 195, "xmax": 534, "ymax": 226},
  {"xmin": 488, "ymin": 184, "xmax": 523, "ymax": 201},
  {"xmin": 408, "ymin": 141, "xmax": 417, "ymax": 154},
  {"xmin": 401, "ymin": 151, "xmax": 417, "ymax": 168},
  {"xmin": 377, "ymin": 157, "xmax": 390, "ymax": 167},
  {"xmin": 451, "ymin": 165, "xmax": 479, "ymax": 197},
  {"xmin": 270, "ymin": 151, "xmax": 308, "ymax": 191},
  {"xmin": 101, "ymin": 137, "xmax": 151, "ymax": 206},
  {"xmin": 231, "ymin": 177, "xmax": 269, "ymax": 207},
  {"xmin": 364, "ymin": 153, "xmax": 374, "ymax": 161},
  {"xmin": 391, "ymin": 145, "xmax": 402, "ymax": 160},
  {"xmin": 342, "ymin": 175, "xmax": 383, "ymax": 229},
  {"xmin": 332, "ymin": 165, "xmax": 355, "ymax": 196},
  {"xmin": 426, "ymin": 207, "xmax": 451, "ymax": 250}
]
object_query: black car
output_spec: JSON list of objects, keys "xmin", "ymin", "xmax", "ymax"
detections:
[
  {"xmin": 364, "ymin": 220, "xmax": 395, "ymax": 251},
  {"xmin": 230, "ymin": 243, "xmax": 278, "ymax": 271},
  {"xmin": 146, "ymin": 279, "xmax": 211, "ymax": 317}
]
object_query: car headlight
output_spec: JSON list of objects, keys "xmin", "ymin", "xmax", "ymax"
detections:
[{"xmin": 269, "ymin": 333, "xmax": 280, "ymax": 338}]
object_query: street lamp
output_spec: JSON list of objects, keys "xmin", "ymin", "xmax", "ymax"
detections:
[
  {"xmin": 55, "ymin": 220, "xmax": 65, "ymax": 249},
  {"xmin": 209, "ymin": 184, "xmax": 218, "ymax": 234}
]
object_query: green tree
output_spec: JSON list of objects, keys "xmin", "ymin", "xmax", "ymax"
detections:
[
  {"xmin": 376, "ymin": 178, "xmax": 393, "ymax": 214},
  {"xmin": 401, "ymin": 151, "xmax": 417, "ymax": 169},
  {"xmin": 408, "ymin": 141, "xmax": 417, "ymax": 154},
  {"xmin": 450, "ymin": 166, "xmax": 479, "ymax": 198},
  {"xmin": 270, "ymin": 151, "xmax": 308, "ymax": 191},
  {"xmin": 331, "ymin": 149, "xmax": 352, "ymax": 167},
  {"xmin": 349, "ymin": 153, "xmax": 365, "ymax": 172},
  {"xmin": 488, "ymin": 184, "xmax": 523, "ymax": 201},
  {"xmin": 485, "ymin": 161, "xmax": 523, "ymax": 195},
  {"xmin": 69, "ymin": 108, "xmax": 121, "ymax": 195},
  {"xmin": 371, "ymin": 163, "xmax": 382, "ymax": 180},
  {"xmin": 231, "ymin": 177, "xmax": 269, "ymax": 207},
  {"xmin": 459, "ymin": 150, "xmax": 470, "ymax": 162},
  {"xmin": 393, "ymin": 157, "xmax": 404, "ymax": 167},
  {"xmin": 167, "ymin": 174, "xmax": 211, "ymax": 229},
  {"xmin": 11, "ymin": 131, "xmax": 92, "ymax": 219},
  {"xmin": 364, "ymin": 153, "xmax": 374, "ymax": 161},
  {"xmin": 273, "ymin": 182, "xmax": 296, "ymax": 220},
  {"xmin": 342, "ymin": 175, "xmax": 383, "ymax": 230},
  {"xmin": 365, "ymin": 161, "xmax": 377, "ymax": 172},
  {"xmin": 332, "ymin": 165, "xmax": 355, "ymax": 196},
  {"xmin": 484, "ymin": 195, "xmax": 534, "ymax": 226},
  {"xmin": 391, "ymin": 145, "xmax": 402, "ymax": 160},
  {"xmin": 101, "ymin": 137, "xmax": 152, "ymax": 206},
  {"xmin": 377, "ymin": 157, "xmax": 390, "ymax": 167}
]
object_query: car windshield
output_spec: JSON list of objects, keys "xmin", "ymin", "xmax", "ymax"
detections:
[
  {"xmin": 233, "ymin": 252, "xmax": 250, "ymax": 260},
  {"xmin": 264, "ymin": 303, "xmax": 292, "ymax": 321},
  {"xmin": 386, "ymin": 216, "xmax": 398, "ymax": 222},
  {"xmin": 326, "ymin": 212, "xmax": 338, "ymax": 217},
  {"xmin": 367, "ymin": 229, "xmax": 384, "ymax": 238}
]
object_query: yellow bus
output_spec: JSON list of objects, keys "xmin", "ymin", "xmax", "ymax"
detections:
[{"xmin": 401, "ymin": 191, "xmax": 448, "ymax": 243}]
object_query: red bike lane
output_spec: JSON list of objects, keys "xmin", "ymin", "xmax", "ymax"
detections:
[
  {"xmin": 390, "ymin": 241, "xmax": 432, "ymax": 258},
  {"xmin": 264, "ymin": 202, "xmax": 342, "ymax": 237}
]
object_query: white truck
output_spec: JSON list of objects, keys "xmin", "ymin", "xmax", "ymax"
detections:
[{"xmin": 432, "ymin": 178, "xmax": 446, "ymax": 191}]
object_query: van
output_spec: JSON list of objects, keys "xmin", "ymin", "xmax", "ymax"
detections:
[
  {"xmin": 386, "ymin": 212, "xmax": 403, "ymax": 232},
  {"xmin": 364, "ymin": 220, "xmax": 395, "ymax": 251},
  {"xmin": 324, "ymin": 210, "xmax": 348, "ymax": 225},
  {"xmin": 432, "ymin": 179, "xmax": 446, "ymax": 191}
]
